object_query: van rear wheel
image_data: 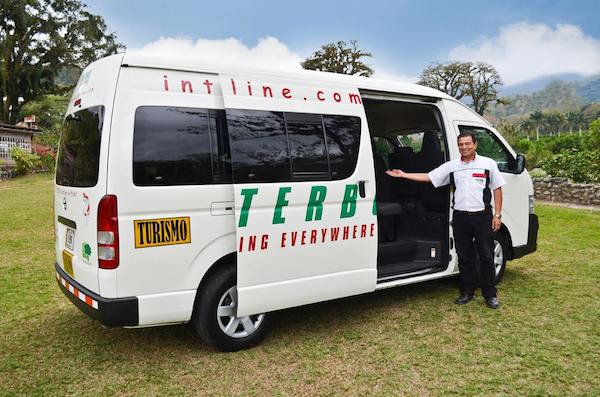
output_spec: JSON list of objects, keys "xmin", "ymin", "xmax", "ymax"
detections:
[{"xmin": 192, "ymin": 265, "xmax": 270, "ymax": 352}]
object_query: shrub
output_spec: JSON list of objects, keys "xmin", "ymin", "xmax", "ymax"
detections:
[
  {"xmin": 10, "ymin": 147, "xmax": 41, "ymax": 175},
  {"xmin": 39, "ymin": 153, "xmax": 56, "ymax": 173},
  {"xmin": 545, "ymin": 134, "xmax": 586, "ymax": 153},
  {"xmin": 539, "ymin": 148, "xmax": 600, "ymax": 183},
  {"xmin": 589, "ymin": 117, "xmax": 600, "ymax": 149},
  {"xmin": 529, "ymin": 168, "xmax": 548, "ymax": 178}
]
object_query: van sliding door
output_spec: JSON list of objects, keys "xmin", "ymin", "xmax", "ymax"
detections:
[{"xmin": 219, "ymin": 74, "xmax": 377, "ymax": 316}]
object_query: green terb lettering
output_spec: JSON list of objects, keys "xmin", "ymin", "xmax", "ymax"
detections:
[
  {"xmin": 273, "ymin": 186, "xmax": 292, "ymax": 224},
  {"xmin": 238, "ymin": 188, "xmax": 259, "ymax": 227},
  {"xmin": 305, "ymin": 185, "xmax": 327, "ymax": 221},
  {"xmin": 340, "ymin": 184, "xmax": 358, "ymax": 218},
  {"xmin": 372, "ymin": 197, "xmax": 377, "ymax": 216}
]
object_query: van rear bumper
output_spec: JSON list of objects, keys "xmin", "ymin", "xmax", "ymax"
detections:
[
  {"xmin": 511, "ymin": 214, "xmax": 539, "ymax": 259},
  {"xmin": 55, "ymin": 263, "xmax": 138, "ymax": 327}
]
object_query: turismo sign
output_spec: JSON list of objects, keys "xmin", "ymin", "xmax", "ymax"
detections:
[{"xmin": 134, "ymin": 217, "xmax": 191, "ymax": 248}]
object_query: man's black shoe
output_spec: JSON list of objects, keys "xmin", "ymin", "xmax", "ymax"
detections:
[
  {"xmin": 454, "ymin": 294, "xmax": 474, "ymax": 305},
  {"xmin": 485, "ymin": 296, "xmax": 500, "ymax": 309}
]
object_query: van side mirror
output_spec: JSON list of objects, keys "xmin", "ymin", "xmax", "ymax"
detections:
[{"xmin": 514, "ymin": 153, "xmax": 526, "ymax": 173}]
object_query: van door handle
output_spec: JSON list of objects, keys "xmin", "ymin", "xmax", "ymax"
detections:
[{"xmin": 358, "ymin": 180, "xmax": 366, "ymax": 198}]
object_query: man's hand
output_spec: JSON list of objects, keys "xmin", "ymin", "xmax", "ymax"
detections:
[
  {"xmin": 492, "ymin": 216, "xmax": 502, "ymax": 232},
  {"xmin": 386, "ymin": 169, "xmax": 405, "ymax": 178}
]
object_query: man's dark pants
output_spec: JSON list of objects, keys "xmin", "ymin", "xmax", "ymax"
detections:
[{"xmin": 452, "ymin": 210, "xmax": 497, "ymax": 299}]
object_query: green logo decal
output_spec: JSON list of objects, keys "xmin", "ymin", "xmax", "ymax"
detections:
[{"xmin": 82, "ymin": 242, "xmax": 92, "ymax": 262}]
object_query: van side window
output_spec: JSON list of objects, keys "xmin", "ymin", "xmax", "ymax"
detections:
[
  {"xmin": 133, "ymin": 107, "xmax": 231, "ymax": 186},
  {"xmin": 459, "ymin": 125, "xmax": 514, "ymax": 172},
  {"xmin": 208, "ymin": 110, "xmax": 233, "ymax": 183},
  {"xmin": 226, "ymin": 110, "xmax": 361, "ymax": 183},
  {"xmin": 398, "ymin": 132, "xmax": 425, "ymax": 153},
  {"xmin": 227, "ymin": 109, "xmax": 291, "ymax": 183},
  {"xmin": 324, "ymin": 115, "xmax": 361, "ymax": 180},
  {"xmin": 286, "ymin": 112, "xmax": 329, "ymax": 181}
]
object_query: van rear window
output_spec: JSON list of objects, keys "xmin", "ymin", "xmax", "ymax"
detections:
[{"xmin": 56, "ymin": 106, "xmax": 104, "ymax": 187}]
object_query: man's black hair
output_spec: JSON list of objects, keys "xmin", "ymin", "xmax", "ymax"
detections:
[{"xmin": 457, "ymin": 131, "xmax": 477, "ymax": 144}]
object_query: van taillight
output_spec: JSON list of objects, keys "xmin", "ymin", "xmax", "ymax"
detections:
[{"xmin": 97, "ymin": 195, "xmax": 119, "ymax": 269}]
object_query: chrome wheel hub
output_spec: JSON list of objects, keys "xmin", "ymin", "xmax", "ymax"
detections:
[
  {"xmin": 493, "ymin": 240, "xmax": 504, "ymax": 276},
  {"xmin": 216, "ymin": 286, "xmax": 265, "ymax": 339}
]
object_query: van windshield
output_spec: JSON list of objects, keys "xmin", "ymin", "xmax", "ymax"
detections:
[{"xmin": 56, "ymin": 106, "xmax": 104, "ymax": 187}]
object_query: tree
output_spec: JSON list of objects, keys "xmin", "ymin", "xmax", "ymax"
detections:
[
  {"xmin": 466, "ymin": 62, "xmax": 505, "ymax": 116},
  {"xmin": 417, "ymin": 62, "xmax": 471, "ymax": 99},
  {"xmin": 565, "ymin": 111, "xmax": 584, "ymax": 134},
  {"xmin": 301, "ymin": 40, "xmax": 374, "ymax": 77},
  {"xmin": 19, "ymin": 94, "xmax": 70, "ymax": 148},
  {"xmin": 0, "ymin": 0, "xmax": 124, "ymax": 123},
  {"xmin": 418, "ymin": 61, "xmax": 505, "ymax": 116}
]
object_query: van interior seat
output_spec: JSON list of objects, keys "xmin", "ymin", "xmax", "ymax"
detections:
[
  {"xmin": 373, "ymin": 151, "xmax": 402, "ymax": 242},
  {"xmin": 387, "ymin": 147, "xmax": 419, "ymax": 210},
  {"xmin": 413, "ymin": 131, "xmax": 447, "ymax": 212}
]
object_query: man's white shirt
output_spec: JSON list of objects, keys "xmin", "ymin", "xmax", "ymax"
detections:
[{"xmin": 428, "ymin": 154, "xmax": 506, "ymax": 212}]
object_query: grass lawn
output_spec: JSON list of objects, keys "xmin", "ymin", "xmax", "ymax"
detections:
[{"xmin": 1, "ymin": 174, "xmax": 599, "ymax": 396}]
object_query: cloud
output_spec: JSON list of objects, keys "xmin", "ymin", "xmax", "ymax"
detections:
[
  {"xmin": 129, "ymin": 36, "xmax": 304, "ymax": 71},
  {"xmin": 449, "ymin": 22, "xmax": 600, "ymax": 85},
  {"xmin": 129, "ymin": 36, "xmax": 419, "ymax": 83},
  {"xmin": 372, "ymin": 68, "xmax": 417, "ymax": 84}
]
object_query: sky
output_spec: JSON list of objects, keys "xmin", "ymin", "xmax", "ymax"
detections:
[{"xmin": 85, "ymin": 0, "xmax": 600, "ymax": 87}]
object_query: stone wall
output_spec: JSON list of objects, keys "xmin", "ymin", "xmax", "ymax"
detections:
[{"xmin": 533, "ymin": 177, "xmax": 600, "ymax": 206}]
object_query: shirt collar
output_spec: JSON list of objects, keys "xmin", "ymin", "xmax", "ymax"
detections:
[{"xmin": 460, "ymin": 152, "xmax": 477, "ymax": 164}]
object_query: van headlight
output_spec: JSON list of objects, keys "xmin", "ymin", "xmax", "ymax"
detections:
[{"xmin": 529, "ymin": 195, "xmax": 535, "ymax": 214}]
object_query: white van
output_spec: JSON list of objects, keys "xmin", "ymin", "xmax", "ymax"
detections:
[{"xmin": 54, "ymin": 54, "xmax": 538, "ymax": 351}]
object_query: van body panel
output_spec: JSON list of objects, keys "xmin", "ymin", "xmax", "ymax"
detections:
[
  {"xmin": 108, "ymin": 66, "xmax": 235, "ymax": 298},
  {"xmin": 219, "ymin": 73, "xmax": 378, "ymax": 316},
  {"xmin": 137, "ymin": 290, "xmax": 197, "ymax": 325},
  {"xmin": 239, "ymin": 269, "xmax": 377, "ymax": 316},
  {"xmin": 55, "ymin": 55, "xmax": 124, "ymax": 294}
]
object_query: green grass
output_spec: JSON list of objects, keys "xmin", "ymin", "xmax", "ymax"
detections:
[{"xmin": 1, "ymin": 174, "xmax": 599, "ymax": 396}]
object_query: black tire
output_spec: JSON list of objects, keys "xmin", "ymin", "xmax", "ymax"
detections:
[
  {"xmin": 192, "ymin": 265, "xmax": 270, "ymax": 352},
  {"xmin": 492, "ymin": 232, "xmax": 509, "ymax": 285}
]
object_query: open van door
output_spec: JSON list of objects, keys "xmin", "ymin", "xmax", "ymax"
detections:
[{"xmin": 219, "ymin": 73, "xmax": 378, "ymax": 316}]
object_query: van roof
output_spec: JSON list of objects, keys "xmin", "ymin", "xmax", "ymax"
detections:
[{"xmin": 120, "ymin": 53, "xmax": 454, "ymax": 101}]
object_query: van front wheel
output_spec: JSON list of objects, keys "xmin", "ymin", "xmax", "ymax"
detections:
[
  {"xmin": 493, "ymin": 234, "xmax": 508, "ymax": 285},
  {"xmin": 192, "ymin": 266, "xmax": 270, "ymax": 352}
]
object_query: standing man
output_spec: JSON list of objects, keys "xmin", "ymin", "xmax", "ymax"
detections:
[{"xmin": 386, "ymin": 131, "xmax": 505, "ymax": 309}]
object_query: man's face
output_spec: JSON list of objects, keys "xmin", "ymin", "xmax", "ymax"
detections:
[{"xmin": 458, "ymin": 136, "xmax": 477, "ymax": 159}]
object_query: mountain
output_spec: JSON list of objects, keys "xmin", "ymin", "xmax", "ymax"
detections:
[
  {"xmin": 500, "ymin": 73, "xmax": 586, "ymax": 96},
  {"xmin": 576, "ymin": 75, "xmax": 600, "ymax": 103},
  {"xmin": 489, "ymin": 74, "xmax": 600, "ymax": 119}
]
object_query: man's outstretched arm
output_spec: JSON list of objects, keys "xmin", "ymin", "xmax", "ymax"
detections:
[{"xmin": 386, "ymin": 169, "xmax": 431, "ymax": 183}]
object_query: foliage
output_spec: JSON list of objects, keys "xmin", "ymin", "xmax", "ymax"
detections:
[
  {"xmin": 39, "ymin": 153, "xmax": 56, "ymax": 172},
  {"xmin": 417, "ymin": 62, "xmax": 471, "ymax": 99},
  {"xmin": 301, "ymin": 40, "xmax": 373, "ymax": 77},
  {"xmin": 539, "ymin": 148, "xmax": 600, "ymax": 183},
  {"xmin": 589, "ymin": 117, "xmax": 600, "ymax": 148},
  {"xmin": 528, "ymin": 168, "xmax": 548, "ymax": 178},
  {"xmin": 10, "ymin": 147, "xmax": 41, "ymax": 175},
  {"xmin": 509, "ymin": 131, "xmax": 599, "ymax": 171},
  {"xmin": 418, "ymin": 61, "xmax": 505, "ymax": 115},
  {"xmin": 19, "ymin": 94, "xmax": 70, "ymax": 148},
  {"xmin": 19, "ymin": 95, "xmax": 70, "ymax": 133},
  {"xmin": 0, "ymin": 0, "xmax": 124, "ymax": 123}
]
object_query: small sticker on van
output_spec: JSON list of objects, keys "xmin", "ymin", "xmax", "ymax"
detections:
[{"xmin": 134, "ymin": 217, "xmax": 191, "ymax": 248}]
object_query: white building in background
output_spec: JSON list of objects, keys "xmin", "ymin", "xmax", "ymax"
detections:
[{"xmin": 0, "ymin": 122, "xmax": 40, "ymax": 167}]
